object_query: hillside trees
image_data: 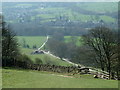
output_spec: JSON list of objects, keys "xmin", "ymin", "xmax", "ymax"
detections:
[
  {"xmin": 47, "ymin": 38, "xmax": 67, "ymax": 59},
  {"xmin": 1, "ymin": 15, "xmax": 33, "ymax": 68},
  {"xmin": 74, "ymin": 46, "xmax": 97, "ymax": 66},
  {"xmin": 47, "ymin": 35, "xmax": 77, "ymax": 60},
  {"xmin": 35, "ymin": 58, "xmax": 43, "ymax": 64},
  {"xmin": 2, "ymin": 18, "xmax": 20, "ymax": 67},
  {"xmin": 82, "ymin": 26, "xmax": 119, "ymax": 79}
]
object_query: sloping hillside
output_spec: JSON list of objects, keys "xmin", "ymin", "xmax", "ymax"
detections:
[{"xmin": 17, "ymin": 36, "xmax": 72, "ymax": 66}]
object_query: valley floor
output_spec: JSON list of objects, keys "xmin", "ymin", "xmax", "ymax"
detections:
[{"xmin": 2, "ymin": 68, "xmax": 118, "ymax": 88}]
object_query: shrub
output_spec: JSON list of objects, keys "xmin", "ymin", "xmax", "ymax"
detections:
[{"xmin": 35, "ymin": 58, "xmax": 43, "ymax": 64}]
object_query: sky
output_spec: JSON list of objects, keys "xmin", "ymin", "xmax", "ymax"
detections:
[{"xmin": 1, "ymin": 0, "xmax": 120, "ymax": 2}]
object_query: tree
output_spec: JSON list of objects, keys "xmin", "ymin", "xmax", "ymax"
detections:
[
  {"xmin": 74, "ymin": 45, "xmax": 97, "ymax": 67},
  {"xmin": 70, "ymin": 36, "xmax": 77, "ymax": 44},
  {"xmin": 95, "ymin": 15, "xmax": 100, "ymax": 21},
  {"xmin": 33, "ymin": 45, "xmax": 37, "ymax": 49},
  {"xmin": 26, "ymin": 44, "xmax": 30, "ymax": 48},
  {"xmin": 0, "ymin": 15, "xmax": 2, "ymax": 67},
  {"xmin": 82, "ymin": 26, "xmax": 118, "ymax": 79},
  {"xmin": 1, "ymin": 15, "xmax": 33, "ymax": 69},
  {"xmin": 65, "ymin": 42, "xmax": 77, "ymax": 60},
  {"xmin": 2, "ymin": 16, "xmax": 20, "ymax": 67},
  {"xmin": 22, "ymin": 38, "xmax": 26, "ymax": 48},
  {"xmin": 47, "ymin": 38, "xmax": 67, "ymax": 60},
  {"xmin": 52, "ymin": 32, "xmax": 64, "ymax": 41},
  {"xmin": 35, "ymin": 58, "xmax": 43, "ymax": 64}
]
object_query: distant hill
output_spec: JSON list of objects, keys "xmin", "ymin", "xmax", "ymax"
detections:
[{"xmin": 2, "ymin": 2, "xmax": 118, "ymax": 36}]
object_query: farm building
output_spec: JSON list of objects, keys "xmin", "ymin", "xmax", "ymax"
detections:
[{"xmin": 31, "ymin": 50, "xmax": 44, "ymax": 54}]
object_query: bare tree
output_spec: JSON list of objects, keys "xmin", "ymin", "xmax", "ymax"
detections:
[{"xmin": 83, "ymin": 26, "xmax": 117, "ymax": 79}]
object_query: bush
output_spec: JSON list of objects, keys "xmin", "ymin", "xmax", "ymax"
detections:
[{"xmin": 35, "ymin": 58, "xmax": 43, "ymax": 64}]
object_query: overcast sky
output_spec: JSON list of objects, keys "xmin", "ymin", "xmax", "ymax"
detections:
[{"xmin": 1, "ymin": 0, "xmax": 120, "ymax": 2}]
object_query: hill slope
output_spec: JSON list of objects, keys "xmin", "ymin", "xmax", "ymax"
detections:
[{"xmin": 17, "ymin": 36, "xmax": 72, "ymax": 66}]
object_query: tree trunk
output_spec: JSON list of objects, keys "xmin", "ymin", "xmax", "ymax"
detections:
[{"xmin": 100, "ymin": 61, "xmax": 104, "ymax": 71}]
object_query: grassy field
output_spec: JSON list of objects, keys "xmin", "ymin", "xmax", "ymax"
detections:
[
  {"xmin": 2, "ymin": 69, "xmax": 118, "ymax": 88},
  {"xmin": 17, "ymin": 36, "xmax": 47, "ymax": 48},
  {"xmin": 20, "ymin": 48, "xmax": 72, "ymax": 66},
  {"xmin": 17, "ymin": 36, "xmax": 73, "ymax": 66},
  {"xmin": 0, "ymin": 68, "xmax": 2, "ymax": 89},
  {"xmin": 17, "ymin": 36, "xmax": 82, "ymax": 47},
  {"xmin": 4, "ymin": 2, "xmax": 117, "ymax": 24},
  {"xmin": 77, "ymin": 2, "xmax": 118, "ymax": 13},
  {"xmin": 31, "ymin": 2, "xmax": 117, "ymax": 23},
  {"xmin": 64, "ymin": 36, "xmax": 83, "ymax": 46},
  {"xmin": 33, "ymin": 8, "xmax": 116, "ymax": 23}
]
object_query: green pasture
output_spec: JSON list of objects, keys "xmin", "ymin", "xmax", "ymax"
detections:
[
  {"xmin": 0, "ymin": 69, "xmax": 2, "ymax": 89},
  {"xmin": 31, "ymin": 5, "xmax": 117, "ymax": 23},
  {"xmin": 20, "ymin": 48, "xmax": 72, "ymax": 66},
  {"xmin": 5, "ymin": 2, "xmax": 117, "ymax": 24},
  {"xmin": 77, "ymin": 2, "xmax": 118, "ymax": 13},
  {"xmin": 2, "ymin": 69, "xmax": 118, "ymax": 88},
  {"xmin": 17, "ymin": 36, "xmax": 83, "ymax": 66},
  {"xmin": 15, "ymin": 4, "xmax": 33, "ymax": 7},
  {"xmin": 64, "ymin": 36, "xmax": 83, "ymax": 46},
  {"xmin": 17, "ymin": 36, "xmax": 82, "ymax": 48},
  {"xmin": 17, "ymin": 36, "xmax": 47, "ymax": 48}
]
